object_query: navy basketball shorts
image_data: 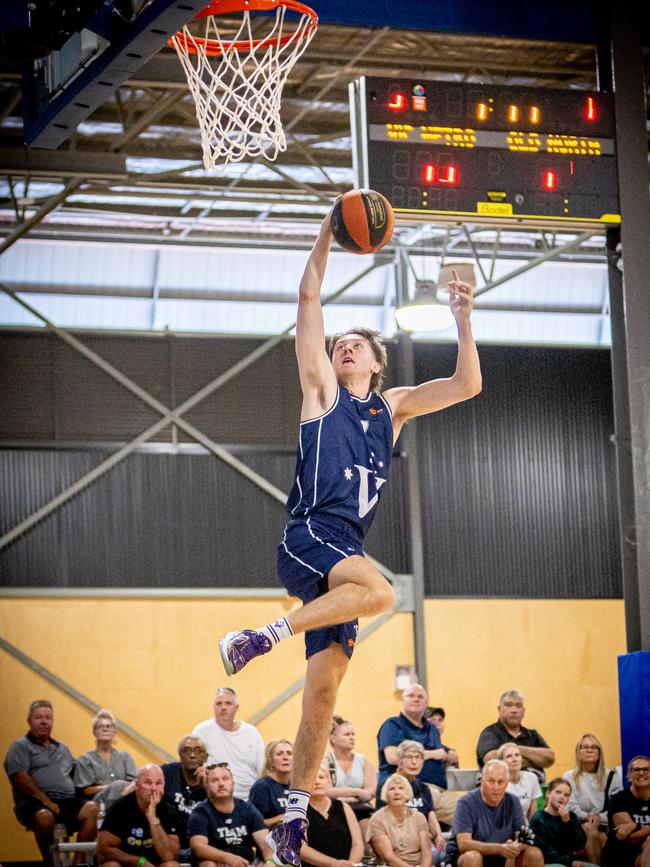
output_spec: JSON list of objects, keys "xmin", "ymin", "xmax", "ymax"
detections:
[{"xmin": 277, "ymin": 517, "xmax": 364, "ymax": 659}]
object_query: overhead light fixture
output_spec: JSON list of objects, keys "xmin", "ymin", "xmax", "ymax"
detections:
[
  {"xmin": 395, "ymin": 280, "xmax": 455, "ymax": 332},
  {"xmin": 395, "ymin": 263, "xmax": 476, "ymax": 333}
]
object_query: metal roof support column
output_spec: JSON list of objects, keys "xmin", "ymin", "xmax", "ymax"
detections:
[
  {"xmin": 605, "ymin": 3, "xmax": 650, "ymax": 649},
  {"xmin": 394, "ymin": 252, "xmax": 428, "ymax": 688}
]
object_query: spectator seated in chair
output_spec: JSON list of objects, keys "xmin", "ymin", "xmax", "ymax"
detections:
[
  {"xmin": 160, "ymin": 735, "xmax": 208, "ymax": 857},
  {"xmin": 97, "ymin": 764, "xmax": 180, "ymax": 867},
  {"xmin": 476, "ymin": 691, "xmax": 555, "ymax": 785},
  {"xmin": 377, "ymin": 683, "xmax": 462, "ymax": 828},
  {"xmin": 188, "ymin": 763, "xmax": 271, "ymax": 867},
  {"xmin": 424, "ymin": 707, "xmax": 459, "ymax": 769},
  {"xmin": 529, "ymin": 777, "xmax": 602, "ymax": 866},
  {"xmin": 3, "ymin": 699, "xmax": 98, "ymax": 867},
  {"xmin": 249, "ymin": 739, "xmax": 293, "ymax": 828},
  {"xmin": 300, "ymin": 762, "xmax": 364, "ymax": 867},
  {"xmin": 367, "ymin": 773, "xmax": 432, "ymax": 867},
  {"xmin": 444, "ymin": 758, "xmax": 544, "ymax": 867},
  {"xmin": 562, "ymin": 733, "xmax": 622, "ymax": 846},
  {"xmin": 602, "ymin": 755, "xmax": 650, "ymax": 867},
  {"xmin": 326, "ymin": 716, "xmax": 376, "ymax": 836},
  {"xmin": 74, "ymin": 709, "xmax": 137, "ymax": 810},
  {"xmin": 497, "ymin": 743, "xmax": 542, "ymax": 822}
]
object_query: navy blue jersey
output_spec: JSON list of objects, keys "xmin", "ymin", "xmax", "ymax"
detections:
[{"xmin": 286, "ymin": 386, "xmax": 393, "ymax": 540}]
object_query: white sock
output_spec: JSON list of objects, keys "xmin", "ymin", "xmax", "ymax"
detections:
[
  {"xmin": 284, "ymin": 788, "xmax": 310, "ymax": 822},
  {"xmin": 256, "ymin": 617, "xmax": 293, "ymax": 645}
]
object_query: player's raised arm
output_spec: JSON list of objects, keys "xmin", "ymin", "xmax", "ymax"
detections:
[
  {"xmin": 384, "ymin": 269, "xmax": 482, "ymax": 433},
  {"xmin": 295, "ymin": 214, "xmax": 338, "ymax": 418}
]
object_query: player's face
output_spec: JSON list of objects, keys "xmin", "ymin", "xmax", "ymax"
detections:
[
  {"xmin": 207, "ymin": 766, "xmax": 234, "ymax": 798},
  {"xmin": 28, "ymin": 706, "xmax": 53, "ymax": 740},
  {"xmin": 480, "ymin": 768, "xmax": 508, "ymax": 806},
  {"xmin": 498, "ymin": 696, "xmax": 525, "ymax": 727},
  {"xmin": 331, "ymin": 335, "xmax": 380, "ymax": 382},
  {"xmin": 501, "ymin": 746, "xmax": 522, "ymax": 773}
]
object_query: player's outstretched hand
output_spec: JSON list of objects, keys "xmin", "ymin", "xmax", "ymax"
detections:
[{"xmin": 447, "ymin": 267, "xmax": 475, "ymax": 323}]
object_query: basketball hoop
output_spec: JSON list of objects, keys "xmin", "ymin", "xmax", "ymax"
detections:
[{"xmin": 169, "ymin": 0, "xmax": 318, "ymax": 168}]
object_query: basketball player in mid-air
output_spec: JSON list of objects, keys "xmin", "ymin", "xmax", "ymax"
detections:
[{"xmin": 219, "ymin": 210, "xmax": 482, "ymax": 866}]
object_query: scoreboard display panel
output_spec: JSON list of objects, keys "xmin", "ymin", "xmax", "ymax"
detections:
[{"xmin": 350, "ymin": 77, "xmax": 620, "ymax": 226}]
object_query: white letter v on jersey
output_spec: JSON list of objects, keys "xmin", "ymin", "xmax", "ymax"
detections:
[{"xmin": 354, "ymin": 464, "xmax": 386, "ymax": 518}]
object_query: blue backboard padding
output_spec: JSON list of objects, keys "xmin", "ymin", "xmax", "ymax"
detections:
[
  {"xmin": 618, "ymin": 651, "xmax": 650, "ymax": 779},
  {"xmin": 309, "ymin": 0, "xmax": 599, "ymax": 43}
]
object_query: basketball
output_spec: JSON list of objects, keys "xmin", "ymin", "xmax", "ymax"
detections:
[{"xmin": 330, "ymin": 189, "xmax": 395, "ymax": 254}]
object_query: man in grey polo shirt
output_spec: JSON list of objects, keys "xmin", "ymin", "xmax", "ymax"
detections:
[{"xmin": 4, "ymin": 699, "xmax": 98, "ymax": 864}]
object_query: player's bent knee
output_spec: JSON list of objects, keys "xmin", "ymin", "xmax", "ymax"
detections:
[{"xmin": 372, "ymin": 578, "xmax": 395, "ymax": 612}]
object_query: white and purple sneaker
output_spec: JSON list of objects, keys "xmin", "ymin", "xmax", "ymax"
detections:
[
  {"xmin": 219, "ymin": 629, "xmax": 272, "ymax": 676},
  {"xmin": 266, "ymin": 817, "xmax": 308, "ymax": 867}
]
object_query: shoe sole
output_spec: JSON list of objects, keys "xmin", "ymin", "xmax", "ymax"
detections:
[{"xmin": 219, "ymin": 633, "xmax": 236, "ymax": 677}]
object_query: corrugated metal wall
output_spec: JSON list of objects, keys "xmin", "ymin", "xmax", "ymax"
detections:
[
  {"xmin": 0, "ymin": 449, "xmax": 409, "ymax": 586},
  {"xmin": 414, "ymin": 344, "xmax": 620, "ymax": 597},
  {"xmin": 0, "ymin": 332, "xmax": 620, "ymax": 596}
]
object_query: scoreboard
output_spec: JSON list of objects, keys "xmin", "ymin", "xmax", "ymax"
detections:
[{"xmin": 349, "ymin": 77, "xmax": 620, "ymax": 227}]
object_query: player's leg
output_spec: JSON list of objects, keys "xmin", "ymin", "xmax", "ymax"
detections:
[
  {"xmin": 266, "ymin": 643, "xmax": 349, "ymax": 866},
  {"xmin": 288, "ymin": 554, "xmax": 394, "ymax": 634},
  {"xmin": 220, "ymin": 555, "xmax": 394, "ymax": 675}
]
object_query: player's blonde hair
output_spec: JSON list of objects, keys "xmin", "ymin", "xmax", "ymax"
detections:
[{"xmin": 328, "ymin": 327, "xmax": 388, "ymax": 393}]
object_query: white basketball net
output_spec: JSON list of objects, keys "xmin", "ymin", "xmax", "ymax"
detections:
[{"xmin": 171, "ymin": 5, "xmax": 317, "ymax": 168}]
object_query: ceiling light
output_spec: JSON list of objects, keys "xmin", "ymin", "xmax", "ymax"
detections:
[{"xmin": 395, "ymin": 279, "xmax": 455, "ymax": 332}]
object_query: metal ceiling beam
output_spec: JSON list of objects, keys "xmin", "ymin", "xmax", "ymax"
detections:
[
  {"xmin": 0, "ymin": 148, "xmax": 127, "ymax": 180},
  {"xmin": 472, "ymin": 231, "xmax": 598, "ymax": 298}
]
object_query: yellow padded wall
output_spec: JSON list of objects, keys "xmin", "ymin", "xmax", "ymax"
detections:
[{"xmin": 0, "ymin": 597, "xmax": 624, "ymax": 860}]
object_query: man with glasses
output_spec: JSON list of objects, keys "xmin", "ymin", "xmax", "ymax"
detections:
[
  {"xmin": 188, "ymin": 764, "xmax": 272, "ymax": 867},
  {"xmin": 161, "ymin": 736, "xmax": 208, "ymax": 856},
  {"xmin": 603, "ymin": 755, "xmax": 650, "ymax": 867},
  {"xmin": 191, "ymin": 688, "xmax": 265, "ymax": 800}
]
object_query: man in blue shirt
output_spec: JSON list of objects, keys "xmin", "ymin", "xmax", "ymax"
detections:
[
  {"xmin": 445, "ymin": 759, "xmax": 543, "ymax": 867},
  {"xmin": 377, "ymin": 684, "xmax": 463, "ymax": 826}
]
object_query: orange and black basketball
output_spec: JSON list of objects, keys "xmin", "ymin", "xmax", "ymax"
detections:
[{"xmin": 330, "ymin": 189, "xmax": 394, "ymax": 254}]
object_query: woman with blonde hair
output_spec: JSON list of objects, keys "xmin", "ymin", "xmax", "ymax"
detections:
[
  {"xmin": 301, "ymin": 762, "xmax": 364, "ymax": 867},
  {"xmin": 73, "ymin": 709, "xmax": 137, "ymax": 808},
  {"xmin": 562, "ymin": 734, "xmax": 622, "ymax": 826},
  {"xmin": 498, "ymin": 742, "xmax": 542, "ymax": 821},
  {"xmin": 249, "ymin": 739, "xmax": 293, "ymax": 827},
  {"xmin": 367, "ymin": 774, "xmax": 432, "ymax": 867},
  {"xmin": 327, "ymin": 716, "xmax": 376, "ymax": 832}
]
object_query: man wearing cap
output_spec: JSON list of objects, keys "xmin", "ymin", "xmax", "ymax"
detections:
[
  {"xmin": 191, "ymin": 688, "xmax": 265, "ymax": 800},
  {"xmin": 3, "ymin": 699, "xmax": 98, "ymax": 865}
]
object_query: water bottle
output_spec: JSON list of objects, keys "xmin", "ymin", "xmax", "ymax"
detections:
[{"xmin": 53, "ymin": 822, "xmax": 67, "ymax": 843}]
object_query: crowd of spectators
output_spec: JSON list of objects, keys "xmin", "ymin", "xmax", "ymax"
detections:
[{"xmin": 4, "ymin": 688, "xmax": 648, "ymax": 867}]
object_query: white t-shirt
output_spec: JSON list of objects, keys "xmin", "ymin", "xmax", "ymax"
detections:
[
  {"xmin": 507, "ymin": 771, "xmax": 542, "ymax": 817},
  {"xmin": 191, "ymin": 718, "xmax": 265, "ymax": 799},
  {"xmin": 562, "ymin": 768, "xmax": 623, "ymax": 821}
]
